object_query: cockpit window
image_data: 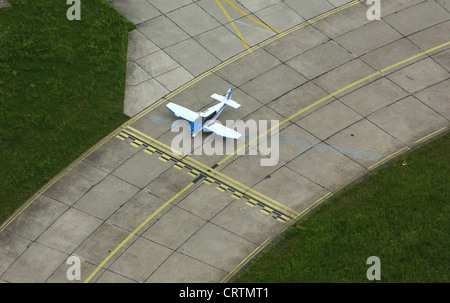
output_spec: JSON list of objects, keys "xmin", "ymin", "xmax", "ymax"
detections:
[{"xmin": 202, "ymin": 111, "xmax": 216, "ymax": 124}]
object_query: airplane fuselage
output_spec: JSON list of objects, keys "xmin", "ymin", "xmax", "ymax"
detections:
[
  {"xmin": 166, "ymin": 88, "xmax": 242, "ymax": 140},
  {"xmin": 192, "ymin": 102, "xmax": 227, "ymax": 136}
]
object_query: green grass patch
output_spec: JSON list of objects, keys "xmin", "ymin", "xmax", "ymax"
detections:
[
  {"xmin": 234, "ymin": 133, "xmax": 449, "ymax": 282},
  {"xmin": 0, "ymin": 0, "xmax": 134, "ymax": 224}
]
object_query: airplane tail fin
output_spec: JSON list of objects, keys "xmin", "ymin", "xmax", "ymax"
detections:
[{"xmin": 225, "ymin": 88, "xmax": 233, "ymax": 100}]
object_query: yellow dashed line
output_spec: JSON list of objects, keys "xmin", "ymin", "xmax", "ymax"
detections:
[
  {"xmin": 246, "ymin": 199, "xmax": 258, "ymax": 207},
  {"xmin": 231, "ymin": 192, "xmax": 243, "ymax": 200},
  {"xmin": 278, "ymin": 215, "xmax": 290, "ymax": 222},
  {"xmin": 216, "ymin": 184, "xmax": 228, "ymax": 192},
  {"xmin": 174, "ymin": 163, "xmax": 185, "ymax": 170},
  {"xmin": 203, "ymin": 177, "xmax": 214, "ymax": 185},
  {"xmin": 125, "ymin": 126, "xmax": 301, "ymax": 219},
  {"xmin": 260, "ymin": 207, "xmax": 272, "ymax": 215},
  {"xmin": 158, "ymin": 154, "xmax": 171, "ymax": 162},
  {"xmin": 188, "ymin": 169, "xmax": 200, "ymax": 177}
]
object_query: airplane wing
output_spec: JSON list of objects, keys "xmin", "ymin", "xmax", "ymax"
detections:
[
  {"xmin": 203, "ymin": 122, "xmax": 241, "ymax": 140},
  {"xmin": 166, "ymin": 102, "xmax": 198, "ymax": 122}
]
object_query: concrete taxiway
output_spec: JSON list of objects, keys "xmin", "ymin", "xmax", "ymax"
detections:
[{"xmin": 0, "ymin": 0, "xmax": 449, "ymax": 283}]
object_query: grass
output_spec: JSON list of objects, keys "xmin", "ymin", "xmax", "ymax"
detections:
[
  {"xmin": 0, "ymin": 0, "xmax": 134, "ymax": 224},
  {"xmin": 234, "ymin": 133, "xmax": 449, "ymax": 283}
]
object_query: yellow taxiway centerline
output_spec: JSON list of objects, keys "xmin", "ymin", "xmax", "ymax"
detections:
[
  {"xmin": 223, "ymin": 0, "xmax": 281, "ymax": 34},
  {"xmin": 83, "ymin": 182, "xmax": 195, "ymax": 283},
  {"xmin": 215, "ymin": 0, "xmax": 250, "ymax": 49},
  {"xmin": 217, "ymin": 41, "xmax": 450, "ymax": 166}
]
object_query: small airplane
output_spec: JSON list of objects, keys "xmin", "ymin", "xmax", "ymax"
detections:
[{"xmin": 166, "ymin": 88, "xmax": 242, "ymax": 139}]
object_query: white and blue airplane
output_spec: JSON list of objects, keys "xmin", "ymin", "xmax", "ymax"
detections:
[{"xmin": 166, "ymin": 88, "xmax": 242, "ymax": 139}]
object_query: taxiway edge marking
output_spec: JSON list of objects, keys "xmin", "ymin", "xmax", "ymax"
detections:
[{"xmin": 124, "ymin": 126, "xmax": 299, "ymax": 219}]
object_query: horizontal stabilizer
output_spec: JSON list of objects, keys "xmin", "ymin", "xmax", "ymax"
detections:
[{"xmin": 210, "ymin": 93, "xmax": 241, "ymax": 109}]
